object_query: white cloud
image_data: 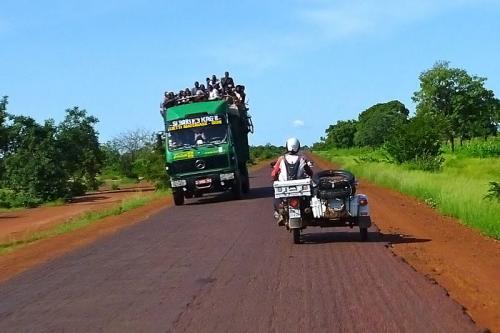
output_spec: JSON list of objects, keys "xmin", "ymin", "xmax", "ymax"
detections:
[
  {"xmin": 297, "ymin": 0, "xmax": 491, "ymax": 40},
  {"xmin": 203, "ymin": 0, "xmax": 494, "ymax": 72},
  {"xmin": 293, "ymin": 119, "xmax": 305, "ymax": 127}
]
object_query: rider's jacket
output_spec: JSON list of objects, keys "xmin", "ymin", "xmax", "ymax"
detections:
[{"xmin": 272, "ymin": 154, "xmax": 313, "ymax": 181}]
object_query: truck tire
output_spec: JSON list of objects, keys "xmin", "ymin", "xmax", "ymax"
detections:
[
  {"xmin": 360, "ymin": 227, "xmax": 368, "ymax": 241},
  {"xmin": 232, "ymin": 174, "xmax": 243, "ymax": 200},
  {"xmin": 242, "ymin": 175, "xmax": 250, "ymax": 194},
  {"xmin": 292, "ymin": 229, "xmax": 301, "ymax": 244},
  {"xmin": 173, "ymin": 191, "xmax": 184, "ymax": 206}
]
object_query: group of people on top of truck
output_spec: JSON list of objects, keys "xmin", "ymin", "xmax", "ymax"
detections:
[{"xmin": 161, "ymin": 71, "xmax": 246, "ymax": 110}]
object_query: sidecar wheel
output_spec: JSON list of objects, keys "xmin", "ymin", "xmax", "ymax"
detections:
[
  {"xmin": 360, "ymin": 227, "xmax": 368, "ymax": 242},
  {"xmin": 292, "ymin": 229, "xmax": 301, "ymax": 244}
]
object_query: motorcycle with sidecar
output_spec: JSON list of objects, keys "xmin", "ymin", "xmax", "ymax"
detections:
[{"xmin": 273, "ymin": 169, "xmax": 371, "ymax": 244}]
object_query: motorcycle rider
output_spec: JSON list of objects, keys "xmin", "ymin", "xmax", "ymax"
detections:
[{"xmin": 272, "ymin": 137, "xmax": 313, "ymax": 225}]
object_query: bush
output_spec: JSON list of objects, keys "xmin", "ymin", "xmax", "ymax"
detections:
[
  {"xmin": 250, "ymin": 144, "xmax": 283, "ymax": 163},
  {"xmin": 484, "ymin": 182, "xmax": 500, "ymax": 202},
  {"xmin": 406, "ymin": 154, "xmax": 445, "ymax": 172},
  {"xmin": 68, "ymin": 180, "xmax": 87, "ymax": 197},
  {"xmin": 386, "ymin": 114, "xmax": 443, "ymax": 170},
  {"xmin": 0, "ymin": 189, "xmax": 42, "ymax": 208}
]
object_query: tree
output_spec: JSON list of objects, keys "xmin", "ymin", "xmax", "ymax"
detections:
[
  {"xmin": 0, "ymin": 102, "xmax": 105, "ymax": 207},
  {"xmin": 413, "ymin": 61, "xmax": 499, "ymax": 151},
  {"xmin": 354, "ymin": 100, "xmax": 409, "ymax": 147},
  {"xmin": 110, "ymin": 129, "xmax": 153, "ymax": 156},
  {"xmin": 57, "ymin": 107, "xmax": 103, "ymax": 193},
  {"xmin": 250, "ymin": 144, "xmax": 284, "ymax": 161},
  {"xmin": 386, "ymin": 114, "xmax": 443, "ymax": 170},
  {"xmin": 0, "ymin": 96, "xmax": 8, "ymax": 144},
  {"xmin": 0, "ymin": 96, "xmax": 9, "ymax": 178},
  {"xmin": 3, "ymin": 116, "xmax": 69, "ymax": 204},
  {"xmin": 132, "ymin": 146, "xmax": 169, "ymax": 189},
  {"xmin": 324, "ymin": 120, "xmax": 358, "ymax": 148},
  {"xmin": 106, "ymin": 129, "xmax": 156, "ymax": 178}
]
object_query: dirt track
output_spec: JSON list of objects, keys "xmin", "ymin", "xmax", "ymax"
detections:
[
  {"xmin": 0, "ymin": 162, "xmax": 484, "ymax": 332},
  {"xmin": 0, "ymin": 185, "xmax": 154, "ymax": 243}
]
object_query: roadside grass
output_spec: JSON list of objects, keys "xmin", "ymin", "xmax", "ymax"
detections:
[
  {"xmin": 315, "ymin": 149, "xmax": 500, "ymax": 239},
  {"xmin": 0, "ymin": 206, "xmax": 25, "ymax": 213},
  {"xmin": 98, "ymin": 177, "xmax": 141, "ymax": 190},
  {"xmin": 0, "ymin": 190, "xmax": 170, "ymax": 255},
  {"xmin": 41, "ymin": 198, "xmax": 67, "ymax": 207}
]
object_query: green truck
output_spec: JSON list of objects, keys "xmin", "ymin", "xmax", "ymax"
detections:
[{"xmin": 163, "ymin": 100, "xmax": 253, "ymax": 205}]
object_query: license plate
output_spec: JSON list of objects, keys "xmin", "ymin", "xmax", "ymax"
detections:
[
  {"xmin": 195, "ymin": 178, "xmax": 212, "ymax": 185},
  {"xmin": 289, "ymin": 208, "xmax": 301, "ymax": 218}
]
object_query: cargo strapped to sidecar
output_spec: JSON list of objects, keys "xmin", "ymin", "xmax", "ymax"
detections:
[
  {"xmin": 273, "ymin": 179, "xmax": 313, "ymax": 198},
  {"xmin": 314, "ymin": 169, "xmax": 356, "ymax": 199}
]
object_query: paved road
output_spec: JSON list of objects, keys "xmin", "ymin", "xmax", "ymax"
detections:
[{"xmin": 0, "ymin": 164, "xmax": 476, "ymax": 332}]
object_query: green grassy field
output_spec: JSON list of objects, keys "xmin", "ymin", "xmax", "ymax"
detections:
[{"xmin": 315, "ymin": 144, "xmax": 500, "ymax": 239}]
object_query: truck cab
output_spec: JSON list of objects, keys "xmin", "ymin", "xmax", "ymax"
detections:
[{"xmin": 163, "ymin": 100, "xmax": 252, "ymax": 205}]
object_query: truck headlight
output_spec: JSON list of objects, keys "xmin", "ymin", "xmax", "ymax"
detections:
[
  {"xmin": 170, "ymin": 179, "xmax": 187, "ymax": 187},
  {"xmin": 220, "ymin": 173, "xmax": 235, "ymax": 180}
]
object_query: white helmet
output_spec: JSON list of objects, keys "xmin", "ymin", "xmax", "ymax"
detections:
[{"xmin": 286, "ymin": 137, "xmax": 300, "ymax": 154}]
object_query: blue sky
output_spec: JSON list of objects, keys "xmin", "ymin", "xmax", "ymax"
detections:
[{"xmin": 1, "ymin": 0, "xmax": 499, "ymax": 145}]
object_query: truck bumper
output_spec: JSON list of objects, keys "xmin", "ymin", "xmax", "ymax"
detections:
[{"xmin": 171, "ymin": 171, "xmax": 236, "ymax": 195}]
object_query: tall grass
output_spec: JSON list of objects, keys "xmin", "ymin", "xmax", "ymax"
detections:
[{"xmin": 315, "ymin": 149, "xmax": 500, "ymax": 239}]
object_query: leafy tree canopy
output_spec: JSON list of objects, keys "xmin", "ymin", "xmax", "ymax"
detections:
[
  {"xmin": 386, "ymin": 113, "xmax": 443, "ymax": 168},
  {"xmin": 413, "ymin": 61, "xmax": 499, "ymax": 150},
  {"xmin": 354, "ymin": 100, "xmax": 409, "ymax": 147},
  {"xmin": 57, "ymin": 107, "xmax": 103, "ymax": 192},
  {"xmin": 324, "ymin": 120, "xmax": 358, "ymax": 149},
  {"xmin": 0, "ymin": 100, "xmax": 104, "ymax": 206}
]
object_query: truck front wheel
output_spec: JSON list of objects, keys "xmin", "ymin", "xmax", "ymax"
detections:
[
  {"xmin": 232, "ymin": 174, "xmax": 243, "ymax": 200},
  {"xmin": 173, "ymin": 191, "xmax": 185, "ymax": 206},
  {"xmin": 242, "ymin": 175, "xmax": 250, "ymax": 194}
]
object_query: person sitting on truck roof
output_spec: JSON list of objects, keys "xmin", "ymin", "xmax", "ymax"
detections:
[
  {"xmin": 212, "ymin": 82, "xmax": 223, "ymax": 94},
  {"xmin": 191, "ymin": 81, "xmax": 200, "ymax": 96},
  {"xmin": 177, "ymin": 90, "xmax": 186, "ymax": 104},
  {"xmin": 235, "ymin": 85, "xmax": 246, "ymax": 104},
  {"xmin": 221, "ymin": 71, "xmax": 234, "ymax": 90},
  {"xmin": 162, "ymin": 91, "xmax": 169, "ymax": 108},
  {"xmin": 210, "ymin": 75, "xmax": 220, "ymax": 88},
  {"xmin": 208, "ymin": 85, "xmax": 220, "ymax": 100},
  {"xmin": 162, "ymin": 91, "xmax": 176, "ymax": 109},
  {"xmin": 193, "ymin": 84, "xmax": 207, "ymax": 102},
  {"xmin": 225, "ymin": 85, "xmax": 237, "ymax": 101}
]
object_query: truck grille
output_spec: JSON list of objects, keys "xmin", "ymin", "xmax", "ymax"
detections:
[{"xmin": 170, "ymin": 155, "xmax": 229, "ymax": 174}]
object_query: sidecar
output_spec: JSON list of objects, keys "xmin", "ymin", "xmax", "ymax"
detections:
[{"xmin": 273, "ymin": 169, "xmax": 372, "ymax": 243}]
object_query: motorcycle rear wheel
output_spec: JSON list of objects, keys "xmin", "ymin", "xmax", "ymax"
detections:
[{"xmin": 292, "ymin": 229, "xmax": 301, "ymax": 244}]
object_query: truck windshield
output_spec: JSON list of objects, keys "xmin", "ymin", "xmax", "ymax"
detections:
[{"xmin": 167, "ymin": 116, "xmax": 227, "ymax": 149}]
